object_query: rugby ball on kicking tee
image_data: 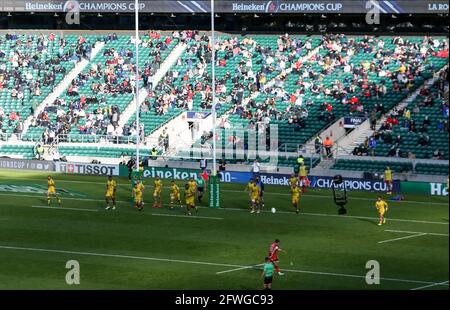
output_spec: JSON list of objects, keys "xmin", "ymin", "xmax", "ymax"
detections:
[{"xmin": 271, "ymin": 208, "xmax": 276, "ymax": 213}]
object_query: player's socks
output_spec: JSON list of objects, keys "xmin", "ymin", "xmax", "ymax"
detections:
[
  {"xmin": 274, "ymin": 265, "xmax": 281, "ymax": 273},
  {"xmin": 383, "ymin": 218, "xmax": 386, "ymax": 224},
  {"xmin": 57, "ymin": 198, "xmax": 61, "ymax": 206},
  {"xmin": 47, "ymin": 198, "xmax": 50, "ymax": 206},
  {"xmin": 378, "ymin": 222, "xmax": 382, "ymax": 226}
]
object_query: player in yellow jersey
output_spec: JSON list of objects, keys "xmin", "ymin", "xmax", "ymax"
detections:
[
  {"xmin": 384, "ymin": 166, "xmax": 393, "ymax": 194},
  {"xmin": 244, "ymin": 178, "xmax": 254, "ymax": 209},
  {"xmin": 188, "ymin": 177, "xmax": 197, "ymax": 192},
  {"xmin": 291, "ymin": 183, "xmax": 301, "ymax": 214},
  {"xmin": 105, "ymin": 175, "xmax": 117, "ymax": 210},
  {"xmin": 289, "ymin": 174, "xmax": 298, "ymax": 187},
  {"xmin": 299, "ymin": 163, "xmax": 308, "ymax": 193},
  {"xmin": 375, "ymin": 196, "xmax": 388, "ymax": 226},
  {"xmin": 47, "ymin": 176, "xmax": 61, "ymax": 207},
  {"xmin": 170, "ymin": 180, "xmax": 181, "ymax": 209},
  {"xmin": 184, "ymin": 183, "xmax": 197, "ymax": 215},
  {"xmin": 250, "ymin": 180, "xmax": 261, "ymax": 214},
  {"xmin": 153, "ymin": 176, "xmax": 162, "ymax": 208},
  {"xmin": 133, "ymin": 180, "xmax": 145, "ymax": 211}
]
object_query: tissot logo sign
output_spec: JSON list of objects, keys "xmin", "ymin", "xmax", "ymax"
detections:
[{"xmin": 56, "ymin": 162, "xmax": 119, "ymax": 176}]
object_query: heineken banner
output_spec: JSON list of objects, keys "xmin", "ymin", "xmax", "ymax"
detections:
[
  {"xmin": 1, "ymin": 0, "xmax": 448, "ymax": 14},
  {"xmin": 400, "ymin": 181, "xmax": 448, "ymax": 196},
  {"xmin": 219, "ymin": 171, "xmax": 400, "ymax": 192},
  {"xmin": 119, "ymin": 165, "xmax": 204, "ymax": 180}
]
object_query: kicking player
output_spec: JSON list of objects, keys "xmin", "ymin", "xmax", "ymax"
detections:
[
  {"xmin": 255, "ymin": 177, "xmax": 265, "ymax": 208},
  {"xmin": 384, "ymin": 166, "xmax": 393, "ymax": 194},
  {"xmin": 269, "ymin": 239, "xmax": 285, "ymax": 276},
  {"xmin": 47, "ymin": 176, "xmax": 61, "ymax": 207},
  {"xmin": 261, "ymin": 257, "xmax": 275, "ymax": 290},
  {"xmin": 291, "ymin": 183, "xmax": 301, "ymax": 214},
  {"xmin": 153, "ymin": 176, "xmax": 162, "ymax": 208},
  {"xmin": 133, "ymin": 180, "xmax": 145, "ymax": 211},
  {"xmin": 170, "ymin": 180, "xmax": 181, "ymax": 209},
  {"xmin": 375, "ymin": 196, "xmax": 388, "ymax": 226},
  {"xmin": 250, "ymin": 179, "xmax": 261, "ymax": 214},
  {"xmin": 105, "ymin": 175, "xmax": 117, "ymax": 210},
  {"xmin": 184, "ymin": 183, "xmax": 197, "ymax": 215}
]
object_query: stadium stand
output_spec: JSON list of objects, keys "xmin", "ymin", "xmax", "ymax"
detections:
[
  {"xmin": 0, "ymin": 33, "xmax": 448, "ymax": 178},
  {"xmin": 333, "ymin": 69, "xmax": 448, "ymax": 175},
  {"xmin": 0, "ymin": 33, "xmax": 93, "ymax": 138},
  {"xmin": 21, "ymin": 31, "xmax": 178, "ymax": 142}
]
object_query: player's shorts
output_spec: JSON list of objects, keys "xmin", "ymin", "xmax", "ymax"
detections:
[
  {"xmin": 264, "ymin": 276, "xmax": 273, "ymax": 284},
  {"xmin": 134, "ymin": 196, "xmax": 142, "ymax": 204},
  {"xmin": 47, "ymin": 188, "xmax": 56, "ymax": 195},
  {"xmin": 378, "ymin": 209, "xmax": 385, "ymax": 215},
  {"xmin": 292, "ymin": 197, "xmax": 299, "ymax": 204},
  {"xmin": 385, "ymin": 180, "xmax": 392, "ymax": 184},
  {"xmin": 154, "ymin": 188, "xmax": 161, "ymax": 196},
  {"xmin": 187, "ymin": 198, "xmax": 195, "ymax": 206},
  {"xmin": 171, "ymin": 193, "xmax": 180, "ymax": 201},
  {"xmin": 198, "ymin": 187, "xmax": 204, "ymax": 193},
  {"xmin": 251, "ymin": 197, "xmax": 260, "ymax": 203},
  {"xmin": 105, "ymin": 191, "xmax": 115, "ymax": 199},
  {"xmin": 269, "ymin": 255, "xmax": 278, "ymax": 262}
]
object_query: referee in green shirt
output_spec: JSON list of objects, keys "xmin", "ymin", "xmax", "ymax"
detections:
[{"xmin": 261, "ymin": 257, "xmax": 275, "ymax": 290}]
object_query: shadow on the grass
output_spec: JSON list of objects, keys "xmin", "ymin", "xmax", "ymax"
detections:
[{"xmin": 355, "ymin": 218, "xmax": 378, "ymax": 226}]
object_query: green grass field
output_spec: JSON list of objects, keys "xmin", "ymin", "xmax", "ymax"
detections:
[{"xmin": 0, "ymin": 169, "xmax": 448, "ymax": 290}]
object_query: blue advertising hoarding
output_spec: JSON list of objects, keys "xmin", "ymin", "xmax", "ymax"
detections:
[{"xmin": 219, "ymin": 171, "xmax": 400, "ymax": 192}]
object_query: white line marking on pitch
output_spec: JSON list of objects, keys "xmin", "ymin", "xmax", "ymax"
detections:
[
  {"xmin": 378, "ymin": 233, "xmax": 427, "ymax": 244},
  {"xmin": 385, "ymin": 229, "xmax": 449, "ymax": 237},
  {"xmin": 410, "ymin": 280, "xmax": 449, "ymax": 290},
  {"xmin": 216, "ymin": 264, "xmax": 264, "ymax": 274},
  {"xmin": 31, "ymin": 206, "xmax": 98, "ymax": 212},
  {"xmin": 217, "ymin": 205, "xmax": 449, "ymax": 225},
  {"xmin": 0, "ymin": 193, "xmax": 447, "ymax": 226},
  {"xmin": 0, "ymin": 245, "xmax": 446, "ymax": 286},
  {"xmin": 152, "ymin": 213, "xmax": 224, "ymax": 220}
]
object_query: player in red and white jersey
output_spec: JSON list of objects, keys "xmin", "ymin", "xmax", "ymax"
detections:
[{"xmin": 268, "ymin": 239, "xmax": 285, "ymax": 276}]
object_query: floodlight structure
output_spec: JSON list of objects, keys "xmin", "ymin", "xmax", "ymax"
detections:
[{"xmin": 332, "ymin": 175, "xmax": 348, "ymax": 215}]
